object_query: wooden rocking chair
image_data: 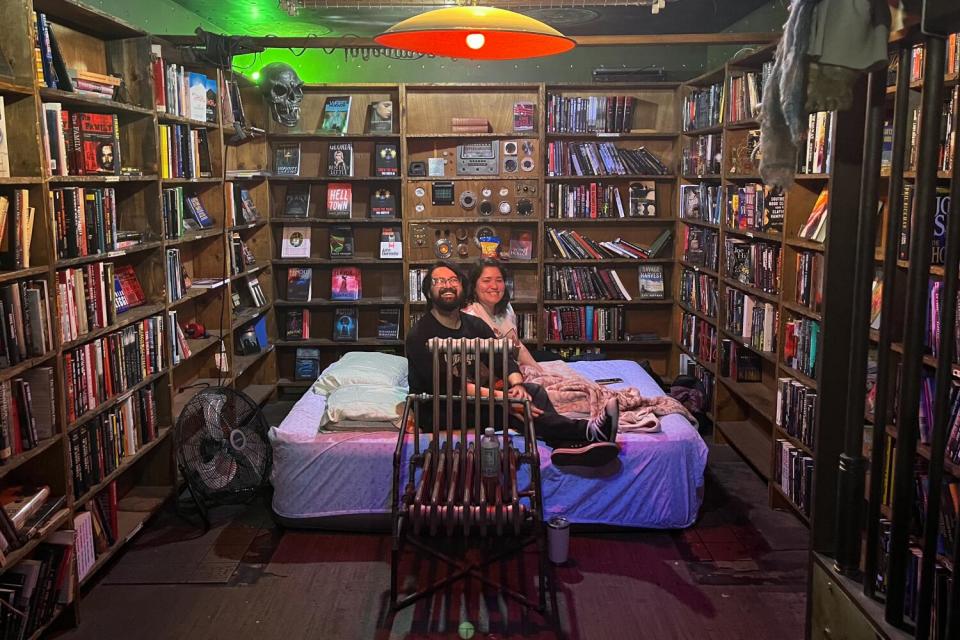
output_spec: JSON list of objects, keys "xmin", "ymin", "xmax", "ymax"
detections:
[{"xmin": 390, "ymin": 337, "xmax": 549, "ymax": 612}]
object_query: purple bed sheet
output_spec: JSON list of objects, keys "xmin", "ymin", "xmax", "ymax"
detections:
[{"xmin": 270, "ymin": 360, "xmax": 707, "ymax": 529}]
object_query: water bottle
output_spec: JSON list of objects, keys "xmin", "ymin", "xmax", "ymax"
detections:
[{"xmin": 480, "ymin": 427, "xmax": 500, "ymax": 504}]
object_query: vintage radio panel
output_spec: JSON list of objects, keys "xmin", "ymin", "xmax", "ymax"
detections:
[
  {"xmin": 406, "ymin": 179, "xmax": 539, "ymax": 220},
  {"xmin": 404, "ymin": 140, "xmax": 539, "ymax": 179},
  {"xmin": 406, "ymin": 222, "xmax": 538, "ymax": 262}
]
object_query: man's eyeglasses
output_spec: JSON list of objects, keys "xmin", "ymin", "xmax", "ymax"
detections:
[{"xmin": 431, "ymin": 276, "xmax": 460, "ymax": 286}]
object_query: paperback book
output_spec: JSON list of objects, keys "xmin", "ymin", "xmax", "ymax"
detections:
[
  {"xmin": 330, "ymin": 267, "xmax": 361, "ymax": 301},
  {"xmin": 280, "ymin": 226, "xmax": 311, "ymax": 258},
  {"xmin": 330, "ymin": 225, "xmax": 355, "ymax": 258},
  {"xmin": 378, "ymin": 308, "xmax": 401, "ymax": 340},
  {"xmin": 286, "ymin": 267, "xmax": 313, "ymax": 302},
  {"xmin": 274, "ymin": 143, "xmax": 301, "ymax": 176},
  {"xmin": 379, "ymin": 227, "xmax": 402, "ymax": 259},
  {"xmin": 283, "ymin": 184, "xmax": 310, "ymax": 217},
  {"xmin": 369, "ymin": 189, "xmax": 396, "ymax": 218},
  {"xmin": 320, "ymin": 96, "xmax": 352, "ymax": 133},
  {"xmin": 637, "ymin": 264, "xmax": 666, "ymax": 299},
  {"xmin": 375, "ymin": 143, "xmax": 399, "ymax": 177},
  {"xmin": 628, "ymin": 182, "xmax": 657, "ymax": 217},
  {"xmin": 367, "ymin": 101, "xmax": 393, "ymax": 133},
  {"xmin": 333, "ymin": 307, "xmax": 359, "ymax": 341},
  {"xmin": 295, "ymin": 347, "xmax": 321, "ymax": 380},
  {"xmin": 326, "ymin": 183, "xmax": 352, "ymax": 218},
  {"xmin": 327, "ymin": 143, "xmax": 354, "ymax": 177},
  {"xmin": 285, "ymin": 309, "xmax": 310, "ymax": 340}
]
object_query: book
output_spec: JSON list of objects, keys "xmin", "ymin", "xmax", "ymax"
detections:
[
  {"xmin": 369, "ymin": 189, "xmax": 396, "ymax": 218},
  {"xmin": 513, "ymin": 101, "xmax": 535, "ymax": 131},
  {"xmin": 374, "ymin": 143, "xmax": 399, "ymax": 177},
  {"xmin": 367, "ymin": 101, "xmax": 393, "ymax": 133},
  {"xmin": 188, "ymin": 73, "xmax": 208, "ymax": 122},
  {"xmin": 320, "ymin": 96, "xmax": 352, "ymax": 133},
  {"xmin": 280, "ymin": 226, "xmax": 311, "ymax": 258},
  {"xmin": 113, "ymin": 264, "xmax": 145, "ymax": 312},
  {"xmin": 330, "ymin": 267, "xmax": 361, "ymax": 301},
  {"xmin": 286, "ymin": 268, "xmax": 313, "ymax": 302},
  {"xmin": 285, "ymin": 309, "xmax": 310, "ymax": 340},
  {"xmin": 378, "ymin": 308, "xmax": 401, "ymax": 340},
  {"xmin": 333, "ymin": 307, "xmax": 358, "ymax": 341},
  {"xmin": 0, "ymin": 97, "xmax": 8, "ymax": 178},
  {"xmin": 77, "ymin": 113, "xmax": 120, "ymax": 175},
  {"xmin": 329, "ymin": 225, "xmax": 354, "ymax": 258},
  {"xmin": 763, "ymin": 185, "xmax": 786, "ymax": 232},
  {"xmin": 509, "ymin": 231, "xmax": 534, "ymax": 260},
  {"xmin": 237, "ymin": 189, "xmax": 260, "ymax": 223},
  {"xmin": 326, "ymin": 183, "xmax": 352, "ymax": 218},
  {"xmin": 284, "ymin": 184, "xmax": 311, "ymax": 218},
  {"xmin": 184, "ymin": 196, "xmax": 214, "ymax": 228},
  {"xmin": 629, "ymin": 181, "xmax": 657, "ymax": 217},
  {"xmin": 637, "ymin": 264, "xmax": 665, "ymax": 299},
  {"xmin": 0, "ymin": 485, "xmax": 50, "ymax": 532},
  {"xmin": 379, "ymin": 226, "xmax": 402, "ymax": 259},
  {"xmin": 295, "ymin": 347, "xmax": 321, "ymax": 380},
  {"xmin": 327, "ymin": 142, "xmax": 353, "ymax": 177},
  {"xmin": 798, "ymin": 187, "xmax": 829, "ymax": 242},
  {"xmin": 274, "ymin": 143, "xmax": 301, "ymax": 176}
]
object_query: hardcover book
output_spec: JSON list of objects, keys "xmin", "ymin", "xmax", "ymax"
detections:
[
  {"xmin": 280, "ymin": 225, "xmax": 311, "ymax": 258},
  {"xmin": 513, "ymin": 101, "xmax": 535, "ymax": 131},
  {"xmin": 320, "ymin": 96, "xmax": 352, "ymax": 133},
  {"xmin": 286, "ymin": 267, "xmax": 313, "ymax": 302},
  {"xmin": 378, "ymin": 308, "xmax": 401, "ymax": 340},
  {"xmin": 637, "ymin": 264, "xmax": 665, "ymax": 299},
  {"xmin": 326, "ymin": 183, "xmax": 352, "ymax": 218},
  {"xmin": 327, "ymin": 142, "xmax": 353, "ymax": 177},
  {"xmin": 378, "ymin": 226, "xmax": 402, "ymax": 259},
  {"xmin": 274, "ymin": 143, "xmax": 301, "ymax": 176},
  {"xmin": 329, "ymin": 225, "xmax": 355, "ymax": 258},
  {"xmin": 629, "ymin": 181, "xmax": 657, "ymax": 217},
  {"xmin": 284, "ymin": 184, "xmax": 311, "ymax": 218},
  {"xmin": 374, "ymin": 143, "xmax": 399, "ymax": 177},
  {"xmin": 77, "ymin": 112, "xmax": 120, "ymax": 175},
  {"xmin": 367, "ymin": 100, "xmax": 393, "ymax": 133},
  {"xmin": 369, "ymin": 189, "xmax": 396, "ymax": 218},
  {"xmin": 294, "ymin": 347, "xmax": 321, "ymax": 380},
  {"xmin": 285, "ymin": 309, "xmax": 310, "ymax": 340},
  {"xmin": 330, "ymin": 267, "xmax": 361, "ymax": 301},
  {"xmin": 113, "ymin": 264, "xmax": 145, "ymax": 312},
  {"xmin": 680, "ymin": 184, "xmax": 701, "ymax": 219},
  {"xmin": 333, "ymin": 307, "xmax": 359, "ymax": 341}
]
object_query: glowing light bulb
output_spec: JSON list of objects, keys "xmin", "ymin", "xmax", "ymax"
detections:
[
  {"xmin": 465, "ymin": 33, "xmax": 485, "ymax": 50},
  {"xmin": 251, "ymin": 70, "xmax": 261, "ymax": 81}
]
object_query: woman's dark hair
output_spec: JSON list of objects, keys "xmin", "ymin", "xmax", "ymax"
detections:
[
  {"xmin": 468, "ymin": 258, "xmax": 511, "ymax": 316},
  {"xmin": 420, "ymin": 261, "xmax": 467, "ymax": 310}
]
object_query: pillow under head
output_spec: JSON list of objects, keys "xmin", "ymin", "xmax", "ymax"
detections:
[{"xmin": 311, "ymin": 351, "xmax": 409, "ymax": 394}]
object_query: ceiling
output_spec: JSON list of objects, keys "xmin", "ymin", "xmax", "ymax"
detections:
[{"xmin": 169, "ymin": 0, "xmax": 776, "ymax": 38}]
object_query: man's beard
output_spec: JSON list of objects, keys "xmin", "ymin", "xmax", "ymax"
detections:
[{"xmin": 432, "ymin": 288, "xmax": 465, "ymax": 311}]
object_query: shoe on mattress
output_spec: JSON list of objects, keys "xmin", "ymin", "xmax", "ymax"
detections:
[
  {"xmin": 584, "ymin": 398, "xmax": 619, "ymax": 443},
  {"xmin": 550, "ymin": 440, "xmax": 620, "ymax": 467}
]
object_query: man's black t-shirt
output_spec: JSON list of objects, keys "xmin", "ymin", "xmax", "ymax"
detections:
[{"xmin": 405, "ymin": 310, "xmax": 520, "ymax": 395}]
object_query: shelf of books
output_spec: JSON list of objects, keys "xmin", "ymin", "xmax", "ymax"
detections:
[{"xmin": 672, "ymin": 44, "xmax": 828, "ymax": 523}]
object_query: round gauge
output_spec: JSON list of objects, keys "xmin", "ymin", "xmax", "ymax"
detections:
[
  {"xmin": 414, "ymin": 187, "xmax": 426, "ymax": 198},
  {"xmin": 498, "ymin": 187, "xmax": 510, "ymax": 197},
  {"xmin": 481, "ymin": 188, "xmax": 492, "ymax": 198},
  {"xmin": 498, "ymin": 201, "xmax": 512, "ymax": 215},
  {"xmin": 415, "ymin": 203, "xmax": 425, "ymax": 213},
  {"xmin": 459, "ymin": 191, "xmax": 476, "ymax": 210}
]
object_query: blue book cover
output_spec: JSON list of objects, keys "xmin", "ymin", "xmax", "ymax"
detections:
[
  {"xmin": 254, "ymin": 317, "xmax": 269, "ymax": 351},
  {"xmin": 320, "ymin": 96, "xmax": 351, "ymax": 133},
  {"xmin": 585, "ymin": 305, "xmax": 594, "ymax": 342}
]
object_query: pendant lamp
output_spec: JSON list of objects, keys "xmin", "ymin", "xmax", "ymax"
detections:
[{"xmin": 375, "ymin": 5, "xmax": 576, "ymax": 60}]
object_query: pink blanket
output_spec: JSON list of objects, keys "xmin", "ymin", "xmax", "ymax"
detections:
[{"xmin": 521, "ymin": 361, "xmax": 696, "ymax": 433}]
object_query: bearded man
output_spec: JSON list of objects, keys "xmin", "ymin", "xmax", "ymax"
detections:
[{"xmin": 405, "ymin": 261, "xmax": 619, "ymax": 467}]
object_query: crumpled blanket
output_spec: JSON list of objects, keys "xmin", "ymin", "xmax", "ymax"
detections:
[{"xmin": 521, "ymin": 361, "xmax": 697, "ymax": 434}]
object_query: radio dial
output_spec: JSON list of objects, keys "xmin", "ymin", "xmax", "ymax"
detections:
[
  {"xmin": 414, "ymin": 187, "xmax": 426, "ymax": 198},
  {"xmin": 498, "ymin": 201, "xmax": 512, "ymax": 215},
  {"xmin": 498, "ymin": 187, "xmax": 509, "ymax": 197},
  {"xmin": 517, "ymin": 199, "xmax": 533, "ymax": 216},
  {"xmin": 479, "ymin": 201, "xmax": 493, "ymax": 216}
]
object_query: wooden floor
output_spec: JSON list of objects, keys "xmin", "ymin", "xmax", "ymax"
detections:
[{"xmin": 53, "ymin": 443, "xmax": 809, "ymax": 640}]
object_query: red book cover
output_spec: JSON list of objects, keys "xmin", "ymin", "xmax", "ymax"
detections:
[
  {"xmin": 325, "ymin": 183, "xmax": 352, "ymax": 218},
  {"xmin": 77, "ymin": 113, "xmax": 119, "ymax": 175},
  {"xmin": 114, "ymin": 264, "xmax": 145, "ymax": 309},
  {"xmin": 330, "ymin": 267, "xmax": 361, "ymax": 301}
]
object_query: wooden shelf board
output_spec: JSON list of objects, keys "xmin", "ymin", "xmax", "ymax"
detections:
[
  {"xmin": 275, "ymin": 338, "xmax": 404, "ymax": 347},
  {"xmin": 27, "ymin": 605, "xmax": 68, "ymax": 640},
  {"xmin": 721, "ymin": 277, "xmax": 780, "ymax": 304},
  {"xmin": 785, "ymin": 237, "xmax": 825, "ymax": 252},
  {"xmin": 681, "ymin": 174, "xmax": 722, "ymax": 181},
  {"xmin": 679, "ymin": 260, "xmax": 719, "ymax": 278},
  {"xmin": 888, "ymin": 342, "xmax": 960, "ymax": 377},
  {"xmin": 234, "ymin": 345, "xmax": 275, "ymax": 380},
  {"xmin": 405, "ymin": 133, "xmax": 537, "ymax": 139},
  {"xmin": 682, "ymin": 124, "xmax": 723, "ymax": 136},
  {"xmin": 0, "ymin": 80, "xmax": 35, "ymax": 96},
  {"xmin": 169, "ymin": 283, "xmax": 227, "ymax": 310},
  {"xmin": 173, "ymin": 380, "xmax": 230, "ymax": 417},
  {"xmin": 270, "ymin": 217, "xmax": 393, "ymax": 225},
  {"xmin": 48, "ymin": 174, "xmax": 158, "ymax": 184},
  {"xmin": 277, "ymin": 378, "xmax": 311, "ymax": 388},
  {"xmin": 56, "ymin": 240, "xmax": 164, "ymax": 268},
  {"xmin": 723, "ymin": 226, "xmax": 783, "ymax": 243},
  {"xmin": 679, "ymin": 218, "xmax": 721, "ymax": 230},
  {"xmin": 676, "ymin": 344, "xmax": 717, "ymax": 373},
  {"xmin": 716, "ymin": 419, "xmax": 771, "ymax": 479},
  {"xmin": 793, "ymin": 173, "xmax": 830, "ymax": 181},
  {"xmin": 270, "ymin": 132, "xmax": 400, "ymax": 140},
  {"xmin": 160, "ymin": 177, "xmax": 221, "ymax": 185},
  {"xmin": 774, "ymin": 425, "xmax": 814, "ymax": 457},
  {"xmin": 231, "ymin": 304, "xmax": 272, "ymax": 330},
  {"xmin": 542, "ymin": 299, "xmax": 672, "ymax": 306},
  {"xmin": 770, "ymin": 482, "xmax": 810, "ymax": 526},
  {"xmin": 268, "ymin": 176, "xmax": 400, "ymax": 183},
  {"xmin": 67, "ymin": 370, "xmax": 169, "ymax": 433},
  {"xmin": 0, "ymin": 176, "xmax": 43, "ymax": 184},
  {"xmin": 546, "ymin": 131, "xmax": 679, "ymax": 140},
  {"xmin": 542, "ymin": 339, "xmax": 672, "ymax": 347},
  {"xmin": 725, "ymin": 119, "xmax": 760, "ymax": 131},
  {"xmin": 723, "ymin": 174, "xmax": 762, "ymax": 181},
  {"xmin": 543, "ymin": 257, "xmax": 673, "ymax": 265},
  {"xmin": 165, "ymin": 229, "xmax": 225, "ymax": 245},
  {"xmin": 79, "ymin": 487, "xmax": 173, "ymax": 588},
  {"xmin": 229, "ymin": 264, "xmax": 270, "ymax": 282},
  {"xmin": 717, "ymin": 328, "xmax": 778, "ymax": 364},
  {"xmin": 241, "ymin": 384, "xmax": 275, "ymax": 406},
  {"xmin": 544, "ymin": 217, "xmax": 674, "ymax": 225},
  {"xmin": 61, "ymin": 302, "xmax": 166, "ymax": 352},
  {"xmin": 546, "ymin": 174, "xmax": 675, "ymax": 181},
  {"xmin": 0, "ymin": 353, "xmax": 58, "ymax": 385},
  {"xmin": 718, "ymin": 374, "xmax": 777, "ymax": 423},
  {"xmin": 1, "ymin": 508, "xmax": 72, "ymax": 576},
  {"xmin": 411, "ymin": 217, "xmax": 537, "ymax": 225},
  {"xmin": 0, "ymin": 437, "xmax": 62, "ymax": 480},
  {"xmin": 274, "ymin": 298, "xmax": 404, "ymax": 308},
  {"xmin": 778, "ymin": 363, "xmax": 818, "ymax": 389},
  {"xmin": 38, "ymin": 87, "xmax": 153, "ymax": 115},
  {"xmin": 781, "ymin": 301, "xmax": 822, "ymax": 322},
  {"xmin": 271, "ymin": 257, "xmax": 396, "ymax": 266},
  {"xmin": 157, "ymin": 112, "xmax": 221, "ymax": 129},
  {"xmin": 0, "ymin": 266, "xmax": 50, "ymax": 285},
  {"xmin": 174, "ymin": 332, "xmax": 223, "ymax": 369},
  {"xmin": 678, "ymin": 303, "xmax": 717, "ymax": 325},
  {"xmin": 227, "ymin": 221, "xmax": 268, "ymax": 233},
  {"xmin": 75, "ymin": 431, "xmax": 173, "ymax": 508}
]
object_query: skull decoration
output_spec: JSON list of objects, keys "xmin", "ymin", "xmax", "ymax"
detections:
[{"xmin": 260, "ymin": 62, "xmax": 304, "ymax": 127}]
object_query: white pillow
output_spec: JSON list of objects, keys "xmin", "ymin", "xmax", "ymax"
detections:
[
  {"xmin": 311, "ymin": 351, "xmax": 408, "ymax": 394},
  {"xmin": 321, "ymin": 384, "xmax": 407, "ymax": 425}
]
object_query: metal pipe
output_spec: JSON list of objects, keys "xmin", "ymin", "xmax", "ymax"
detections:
[
  {"xmin": 886, "ymin": 32, "xmax": 946, "ymax": 627},
  {"xmin": 864, "ymin": 43, "xmax": 912, "ymax": 597}
]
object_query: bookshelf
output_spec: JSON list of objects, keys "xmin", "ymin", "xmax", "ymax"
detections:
[{"xmin": 0, "ymin": 0, "xmax": 280, "ymax": 633}]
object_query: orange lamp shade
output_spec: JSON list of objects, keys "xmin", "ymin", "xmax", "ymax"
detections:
[{"xmin": 375, "ymin": 6, "xmax": 576, "ymax": 60}]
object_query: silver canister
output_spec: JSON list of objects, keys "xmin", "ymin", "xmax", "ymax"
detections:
[{"xmin": 547, "ymin": 516, "xmax": 570, "ymax": 564}]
